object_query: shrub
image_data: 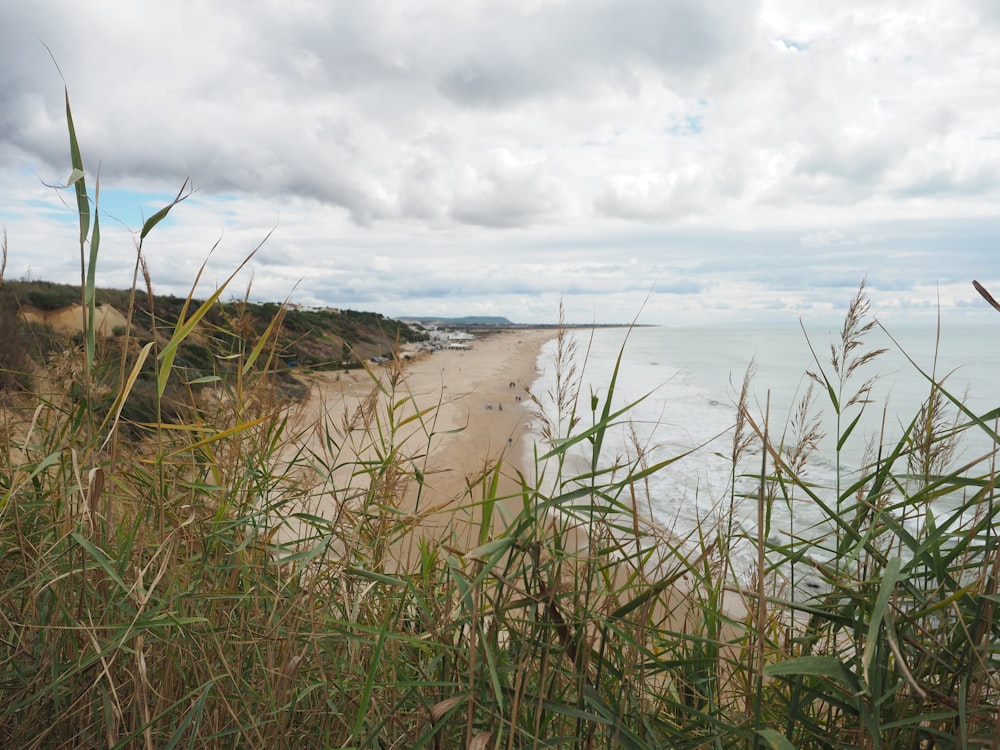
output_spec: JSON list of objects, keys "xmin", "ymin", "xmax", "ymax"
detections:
[{"xmin": 0, "ymin": 285, "xmax": 31, "ymax": 394}]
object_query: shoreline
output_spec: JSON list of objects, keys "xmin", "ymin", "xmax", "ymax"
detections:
[{"xmin": 287, "ymin": 328, "xmax": 556, "ymax": 568}]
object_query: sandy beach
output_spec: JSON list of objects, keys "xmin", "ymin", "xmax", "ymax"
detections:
[
  {"xmin": 281, "ymin": 327, "xmax": 748, "ymax": 628},
  {"xmin": 286, "ymin": 328, "xmax": 555, "ymax": 568}
]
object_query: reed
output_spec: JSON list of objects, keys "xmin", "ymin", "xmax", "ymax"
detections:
[{"xmin": 0, "ymin": 91, "xmax": 997, "ymax": 749}]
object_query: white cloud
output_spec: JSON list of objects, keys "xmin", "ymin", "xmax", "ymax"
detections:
[
  {"xmin": 800, "ymin": 230, "xmax": 861, "ymax": 248},
  {"xmin": 1, "ymin": 1, "xmax": 999, "ymax": 324}
]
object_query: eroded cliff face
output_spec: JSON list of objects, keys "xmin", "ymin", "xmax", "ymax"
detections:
[{"xmin": 20, "ymin": 303, "xmax": 129, "ymax": 338}]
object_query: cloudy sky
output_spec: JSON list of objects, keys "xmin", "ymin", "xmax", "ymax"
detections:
[{"xmin": 2, "ymin": 1, "xmax": 1000, "ymax": 325}]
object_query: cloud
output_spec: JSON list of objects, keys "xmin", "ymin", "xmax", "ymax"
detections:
[
  {"xmin": 2, "ymin": 1, "xmax": 999, "ymax": 325},
  {"xmin": 800, "ymin": 229, "xmax": 863, "ymax": 249}
]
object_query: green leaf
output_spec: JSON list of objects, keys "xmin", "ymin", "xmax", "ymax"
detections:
[
  {"xmin": 765, "ymin": 655, "xmax": 858, "ymax": 692},
  {"xmin": 29, "ymin": 451, "xmax": 63, "ymax": 480},
  {"xmin": 758, "ymin": 729, "xmax": 797, "ymax": 750},
  {"xmin": 99, "ymin": 341, "xmax": 154, "ymax": 452},
  {"xmin": 862, "ymin": 557, "xmax": 901, "ymax": 692},
  {"xmin": 165, "ymin": 415, "xmax": 272, "ymax": 457},
  {"xmin": 274, "ymin": 535, "xmax": 332, "ymax": 567},
  {"xmin": 837, "ymin": 409, "xmax": 864, "ymax": 451},
  {"xmin": 465, "ymin": 536, "xmax": 514, "ymax": 560},
  {"xmin": 156, "ymin": 231, "xmax": 270, "ymax": 397},
  {"xmin": 84, "ymin": 185, "xmax": 101, "ymax": 370},
  {"xmin": 538, "ymin": 392, "xmax": 650, "ymax": 461},
  {"xmin": 162, "ymin": 682, "xmax": 213, "ymax": 750},
  {"xmin": 445, "ymin": 555, "xmax": 474, "ymax": 613},
  {"xmin": 70, "ymin": 532, "xmax": 128, "ymax": 592},
  {"xmin": 353, "ymin": 616, "xmax": 389, "ymax": 742},
  {"xmin": 141, "ymin": 179, "xmax": 190, "ymax": 239},
  {"xmin": 345, "ymin": 566, "xmax": 408, "ymax": 588},
  {"xmin": 186, "ymin": 375, "xmax": 221, "ymax": 385},
  {"xmin": 64, "ymin": 87, "xmax": 89, "ymax": 244},
  {"xmin": 825, "ymin": 381, "xmax": 840, "ymax": 413},
  {"xmin": 241, "ymin": 304, "xmax": 282, "ymax": 376}
]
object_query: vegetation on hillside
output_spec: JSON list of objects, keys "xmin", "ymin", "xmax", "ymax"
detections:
[
  {"xmin": 0, "ymin": 88, "xmax": 997, "ymax": 748},
  {"xmin": 7, "ymin": 277, "xmax": 424, "ymax": 369},
  {"xmin": 1, "ymin": 272, "xmax": 425, "ymax": 429}
]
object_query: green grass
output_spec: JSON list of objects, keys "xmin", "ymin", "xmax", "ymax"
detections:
[{"xmin": 0, "ymin": 89, "xmax": 998, "ymax": 749}]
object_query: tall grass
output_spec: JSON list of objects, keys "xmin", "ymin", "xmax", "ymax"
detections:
[{"xmin": 1, "ymin": 90, "xmax": 998, "ymax": 748}]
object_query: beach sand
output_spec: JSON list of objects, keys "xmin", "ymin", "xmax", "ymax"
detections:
[
  {"xmin": 286, "ymin": 328, "xmax": 554, "ymax": 569},
  {"xmin": 282, "ymin": 326, "xmax": 750, "ymax": 640}
]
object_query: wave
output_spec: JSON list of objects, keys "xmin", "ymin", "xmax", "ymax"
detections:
[{"xmin": 526, "ymin": 323, "xmax": 998, "ymax": 588}]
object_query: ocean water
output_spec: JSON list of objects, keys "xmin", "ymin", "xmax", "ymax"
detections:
[{"xmin": 528, "ymin": 322, "xmax": 1000, "ymax": 584}]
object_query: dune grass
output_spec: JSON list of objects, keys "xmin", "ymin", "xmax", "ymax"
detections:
[{"xmin": 1, "ymin": 91, "xmax": 998, "ymax": 749}]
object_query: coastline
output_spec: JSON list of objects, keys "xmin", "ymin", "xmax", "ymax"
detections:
[
  {"xmin": 287, "ymin": 328, "xmax": 555, "ymax": 568},
  {"xmin": 282, "ymin": 325, "xmax": 747, "ymax": 625}
]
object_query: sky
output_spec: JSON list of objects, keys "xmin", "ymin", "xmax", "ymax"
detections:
[{"xmin": 2, "ymin": 1, "xmax": 1000, "ymax": 326}]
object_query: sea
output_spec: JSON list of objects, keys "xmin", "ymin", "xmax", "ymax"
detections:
[{"xmin": 527, "ymin": 321, "xmax": 1000, "ymax": 586}]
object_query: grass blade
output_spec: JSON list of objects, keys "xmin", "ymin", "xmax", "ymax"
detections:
[
  {"xmin": 156, "ymin": 234, "xmax": 269, "ymax": 397},
  {"xmin": 140, "ymin": 179, "xmax": 190, "ymax": 239},
  {"xmin": 861, "ymin": 556, "xmax": 901, "ymax": 692},
  {"xmin": 64, "ymin": 87, "xmax": 89, "ymax": 244}
]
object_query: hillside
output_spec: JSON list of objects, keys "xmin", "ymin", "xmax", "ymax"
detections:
[
  {"xmin": 7, "ymin": 279, "xmax": 425, "ymax": 371},
  {"xmin": 0, "ymin": 279, "xmax": 427, "ymax": 422}
]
